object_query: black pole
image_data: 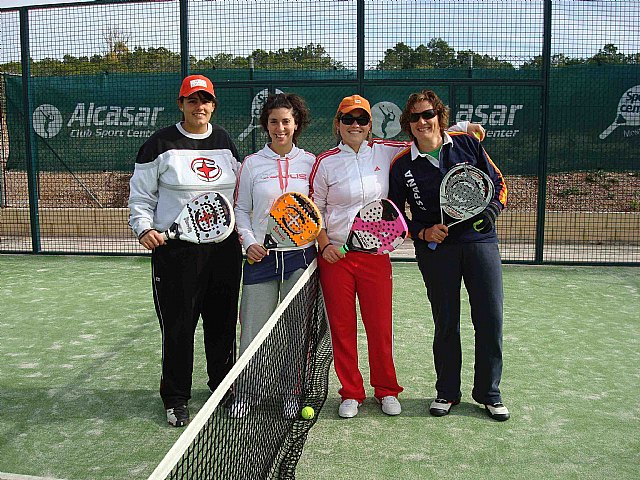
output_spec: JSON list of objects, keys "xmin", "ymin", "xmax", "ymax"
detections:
[
  {"xmin": 250, "ymin": 56, "xmax": 257, "ymax": 152},
  {"xmin": 20, "ymin": 7, "xmax": 41, "ymax": 253},
  {"xmin": 356, "ymin": 0, "xmax": 365, "ymax": 94},
  {"xmin": 535, "ymin": 0, "xmax": 552, "ymax": 264},
  {"xmin": 180, "ymin": 0, "xmax": 189, "ymax": 78}
]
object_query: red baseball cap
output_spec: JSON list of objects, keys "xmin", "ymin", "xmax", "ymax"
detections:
[
  {"xmin": 337, "ymin": 94, "xmax": 371, "ymax": 116},
  {"xmin": 179, "ymin": 75, "xmax": 215, "ymax": 98}
]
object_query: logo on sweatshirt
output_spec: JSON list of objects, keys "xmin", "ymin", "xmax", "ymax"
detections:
[{"xmin": 191, "ymin": 157, "xmax": 222, "ymax": 182}]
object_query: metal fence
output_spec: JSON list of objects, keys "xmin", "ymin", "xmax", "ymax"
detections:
[{"xmin": 0, "ymin": 0, "xmax": 638, "ymax": 264}]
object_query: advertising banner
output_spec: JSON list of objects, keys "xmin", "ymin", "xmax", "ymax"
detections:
[{"xmin": 5, "ymin": 66, "xmax": 639, "ymax": 175}]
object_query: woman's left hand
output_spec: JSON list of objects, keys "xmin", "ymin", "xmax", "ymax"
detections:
[{"xmin": 467, "ymin": 123, "xmax": 486, "ymax": 141}]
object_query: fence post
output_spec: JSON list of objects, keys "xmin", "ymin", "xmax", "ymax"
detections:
[
  {"xmin": 249, "ymin": 56, "xmax": 257, "ymax": 152},
  {"xmin": 20, "ymin": 7, "xmax": 41, "ymax": 253},
  {"xmin": 357, "ymin": 0, "xmax": 365, "ymax": 94},
  {"xmin": 535, "ymin": 0, "xmax": 552, "ymax": 264},
  {"xmin": 0, "ymin": 74, "xmax": 5, "ymax": 208},
  {"xmin": 180, "ymin": 0, "xmax": 189, "ymax": 78}
]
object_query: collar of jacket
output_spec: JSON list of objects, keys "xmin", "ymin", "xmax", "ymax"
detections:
[
  {"xmin": 409, "ymin": 131, "xmax": 453, "ymax": 162},
  {"xmin": 338, "ymin": 140, "xmax": 370, "ymax": 155},
  {"xmin": 259, "ymin": 143, "xmax": 302, "ymax": 161}
]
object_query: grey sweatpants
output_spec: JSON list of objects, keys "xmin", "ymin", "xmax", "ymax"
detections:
[{"xmin": 238, "ymin": 267, "xmax": 305, "ymax": 355}]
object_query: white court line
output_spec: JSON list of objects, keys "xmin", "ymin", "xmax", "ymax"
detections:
[{"xmin": 0, "ymin": 472, "xmax": 66, "ymax": 480}]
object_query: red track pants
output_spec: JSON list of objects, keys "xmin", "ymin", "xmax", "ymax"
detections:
[{"xmin": 318, "ymin": 251, "xmax": 403, "ymax": 403}]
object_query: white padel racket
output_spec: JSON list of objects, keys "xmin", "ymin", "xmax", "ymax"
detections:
[
  {"xmin": 162, "ymin": 192, "xmax": 235, "ymax": 244},
  {"xmin": 428, "ymin": 164, "xmax": 494, "ymax": 250}
]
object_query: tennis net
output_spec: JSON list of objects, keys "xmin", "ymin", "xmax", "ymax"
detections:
[{"xmin": 148, "ymin": 259, "xmax": 331, "ymax": 480}]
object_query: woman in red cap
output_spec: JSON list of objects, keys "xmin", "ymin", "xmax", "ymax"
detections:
[
  {"xmin": 310, "ymin": 94, "xmax": 483, "ymax": 418},
  {"xmin": 128, "ymin": 75, "xmax": 242, "ymax": 427}
]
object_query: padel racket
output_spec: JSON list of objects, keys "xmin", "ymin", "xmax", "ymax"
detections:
[
  {"xmin": 428, "ymin": 163, "xmax": 494, "ymax": 250},
  {"xmin": 162, "ymin": 191, "xmax": 235, "ymax": 244},
  {"xmin": 247, "ymin": 192, "xmax": 322, "ymax": 264},
  {"xmin": 340, "ymin": 199, "xmax": 408, "ymax": 255}
]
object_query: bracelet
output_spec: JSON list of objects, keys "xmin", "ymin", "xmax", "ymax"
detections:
[{"xmin": 319, "ymin": 243, "xmax": 331, "ymax": 255}]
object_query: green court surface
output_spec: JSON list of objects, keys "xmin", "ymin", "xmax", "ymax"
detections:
[{"xmin": 0, "ymin": 255, "xmax": 638, "ymax": 480}]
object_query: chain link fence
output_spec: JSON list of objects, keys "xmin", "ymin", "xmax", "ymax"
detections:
[{"xmin": 0, "ymin": 0, "xmax": 638, "ymax": 263}]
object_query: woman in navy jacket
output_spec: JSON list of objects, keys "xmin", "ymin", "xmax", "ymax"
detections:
[{"xmin": 388, "ymin": 89, "xmax": 510, "ymax": 421}]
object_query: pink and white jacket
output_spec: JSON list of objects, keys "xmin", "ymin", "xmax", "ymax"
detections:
[{"xmin": 234, "ymin": 144, "xmax": 316, "ymax": 251}]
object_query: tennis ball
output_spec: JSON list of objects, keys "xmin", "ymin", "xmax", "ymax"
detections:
[
  {"xmin": 474, "ymin": 131, "xmax": 482, "ymax": 140},
  {"xmin": 301, "ymin": 406, "xmax": 315, "ymax": 420}
]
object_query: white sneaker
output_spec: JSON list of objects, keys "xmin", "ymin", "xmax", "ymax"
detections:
[
  {"xmin": 377, "ymin": 396, "xmax": 401, "ymax": 416},
  {"xmin": 166, "ymin": 404, "xmax": 189, "ymax": 427},
  {"xmin": 485, "ymin": 402, "xmax": 510, "ymax": 421},
  {"xmin": 338, "ymin": 399, "xmax": 361, "ymax": 418},
  {"xmin": 429, "ymin": 398, "xmax": 460, "ymax": 417},
  {"xmin": 228, "ymin": 401, "xmax": 250, "ymax": 418}
]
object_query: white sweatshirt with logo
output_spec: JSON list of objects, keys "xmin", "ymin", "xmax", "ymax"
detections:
[
  {"xmin": 128, "ymin": 122, "xmax": 240, "ymax": 238},
  {"xmin": 234, "ymin": 144, "xmax": 316, "ymax": 251}
]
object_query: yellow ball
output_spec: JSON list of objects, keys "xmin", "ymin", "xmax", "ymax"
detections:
[
  {"xmin": 301, "ymin": 406, "xmax": 315, "ymax": 420},
  {"xmin": 474, "ymin": 131, "xmax": 482, "ymax": 140}
]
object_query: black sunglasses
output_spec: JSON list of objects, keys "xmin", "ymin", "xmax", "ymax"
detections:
[
  {"xmin": 340, "ymin": 114, "xmax": 370, "ymax": 126},
  {"xmin": 409, "ymin": 109, "xmax": 437, "ymax": 123}
]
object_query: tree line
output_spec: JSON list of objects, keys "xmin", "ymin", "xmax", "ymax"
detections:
[
  {"xmin": 378, "ymin": 40, "xmax": 640, "ymax": 69},
  {"xmin": 0, "ymin": 38, "xmax": 636, "ymax": 76}
]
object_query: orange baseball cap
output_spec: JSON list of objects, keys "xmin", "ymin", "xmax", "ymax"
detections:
[
  {"xmin": 337, "ymin": 94, "xmax": 371, "ymax": 116},
  {"xmin": 179, "ymin": 74, "xmax": 215, "ymax": 98}
]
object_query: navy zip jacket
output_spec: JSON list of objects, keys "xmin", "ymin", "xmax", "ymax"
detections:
[{"xmin": 388, "ymin": 131, "xmax": 507, "ymax": 245}]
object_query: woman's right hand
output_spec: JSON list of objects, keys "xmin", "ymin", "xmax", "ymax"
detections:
[
  {"xmin": 321, "ymin": 244, "xmax": 345, "ymax": 264},
  {"xmin": 139, "ymin": 230, "xmax": 166, "ymax": 250},
  {"xmin": 247, "ymin": 243, "xmax": 268, "ymax": 263},
  {"xmin": 421, "ymin": 225, "xmax": 448, "ymax": 244}
]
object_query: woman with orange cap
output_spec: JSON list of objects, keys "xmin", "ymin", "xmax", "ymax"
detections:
[
  {"xmin": 128, "ymin": 74, "xmax": 242, "ymax": 427},
  {"xmin": 310, "ymin": 94, "xmax": 482, "ymax": 418}
]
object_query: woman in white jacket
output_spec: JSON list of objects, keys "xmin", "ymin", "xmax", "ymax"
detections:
[
  {"xmin": 310, "ymin": 94, "xmax": 482, "ymax": 418},
  {"xmin": 234, "ymin": 93, "xmax": 316, "ymax": 355}
]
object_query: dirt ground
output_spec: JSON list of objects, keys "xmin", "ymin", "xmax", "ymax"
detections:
[{"xmin": 2, "ymin": 170, "xmax": 638, "ymax": 212}]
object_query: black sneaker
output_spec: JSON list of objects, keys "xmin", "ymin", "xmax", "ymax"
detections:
[
  {"xmin": 166, "ymin": 404, "xmax": 189, "ymax": 427},
  {"xmin": 429, "ymin": 398, "xmax": 460, "ymax": 417},
  {"xmin": 485, "ymin": 402, "xmax": 510, "ymax": 421}
]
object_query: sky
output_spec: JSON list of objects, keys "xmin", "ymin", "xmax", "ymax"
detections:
[
  {"xmin": 0, "ymin": 0, "xmax": 93, "ymax": 7},
  {"xmin": 1, "ymin": 1, "xmax": 638, "ymax": 68}
]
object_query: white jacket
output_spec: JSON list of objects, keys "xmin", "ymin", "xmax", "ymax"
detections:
[
  {"xmin": 309, "ymin": 122, "xmax": 469, "ymax": 245},
  {"xmin": 309, "ymin": 139, "xmax": 407, "ymax": 245},
  {"xmin": 234, "ymin": 144, "xmax": 316, "ymax": 251}
]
